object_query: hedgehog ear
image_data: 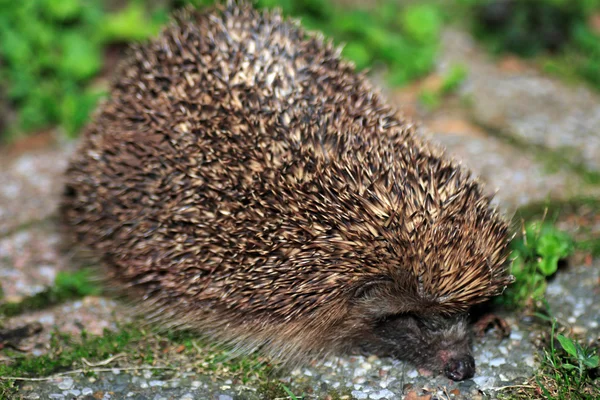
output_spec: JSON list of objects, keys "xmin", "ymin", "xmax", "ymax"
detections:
[
  {"xmin": 353, "ymin": 278, "xmax": 392, "ymax": 300},
  {"xmin": 353, "ymin": 277, "xmax": 424, "ymax": 316}
]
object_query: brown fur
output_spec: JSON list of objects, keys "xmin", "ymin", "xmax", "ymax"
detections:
[{"xmin": 60, "ymin": 2, "xmax": 512, "ymax": 380}]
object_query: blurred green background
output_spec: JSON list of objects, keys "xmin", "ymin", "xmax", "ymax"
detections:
[{"xmin": 0, "ymin": 0, "xmax": 599, "ymax": 143}]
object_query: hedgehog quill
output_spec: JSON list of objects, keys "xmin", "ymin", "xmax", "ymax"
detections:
[{"xmin": 61, "ymin": 2, "xmax": 513, "ymax": 381}]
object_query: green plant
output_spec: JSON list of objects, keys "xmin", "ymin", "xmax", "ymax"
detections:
[
  {"xmin": 533, "ymin": 312, "xmax": 600, "ymax": 399},
  {"xmin": 556, "ymin": 334, "xmax": 599, "ymax": 381},
  {"xmin": 0, "ymin": 0, "xmax": 165, "ymax": 142},
  {"xmin": 499, "ymin": 221, "xmax": 575, "ymax": 308}
]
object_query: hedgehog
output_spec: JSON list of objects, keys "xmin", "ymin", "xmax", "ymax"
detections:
[{"xmin": 60, "ymin": 2, "xmax": 513, "ymax": 381}]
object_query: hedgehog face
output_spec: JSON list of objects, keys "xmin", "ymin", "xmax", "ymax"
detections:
[{"xmin": 362, "ymin": 313, "xmax": 474, "ymax": 381}]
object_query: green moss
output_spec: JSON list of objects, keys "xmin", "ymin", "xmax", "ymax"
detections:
[
  {"xmin": 0, "ymin": 269, "xmax": 101, "ymax": 318},
  {"xmin": 0, "ymin": 322, "xmax": 278, "ymax": 398}
]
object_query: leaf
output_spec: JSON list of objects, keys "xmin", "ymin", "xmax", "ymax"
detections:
[
  {"xmin": 561, "ymin": 363, "xmax": 577, "ymax": 370},
  {"xmin": 537, "ymin": 255, "xmax": 559, "ymax": 276},
  {"xmin": 509, "ymin": 255, "xmax": 525, "ymax": 276},
  {"xmin": 583, "ymin": 355, "xmax": 599, "ymax": 368},
  {"xmin": 536, "ymin": 227, "xmax": 574, "ymax": 259},
  {"xmin": 100, "ymin": 2, "xmax": 160, "ymax": 42},
  {"xmin": 400, "ymin": 4, "xmax": 442, "ymax": 44},
  {"xmin": 342, "ymin": 41, "xmax": 372, "ymax": 70},
  {"xmin": 43, "ymin": 0, "xmax": 82, "ymax": 21},
  {"xmin": 60, "ymin": 87, "xmax": 105, "ymax": 136},
  {"xmin": 557, "ymin": 334, "xmax": 578, "ymax": 357},
  {"xmin": 281, "ymin": 384, "xmax": 299, "ymax": 400},
  {"xmin": 533, "ymin": 312, "xmax": 552, "ymax": 322},
  {"xmin": 60, "ymin": 33, "xmax": 102, "ymax": 81}
]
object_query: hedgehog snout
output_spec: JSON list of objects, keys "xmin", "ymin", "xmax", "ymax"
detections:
[{"xmin": 444, "ymin": 355, "xmax": 475, "ymax": 381}]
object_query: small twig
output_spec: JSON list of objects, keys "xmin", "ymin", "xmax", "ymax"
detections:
[
  {"xmin": 191, "ymin": 340, "xmax": 203, "ymax": 353},
  {"xmin": 492, "ymin": 384, "xmax": 536, "ymax": 391},
  {"xmin": 81, "ymin": 353, "xmax": 126, "ymax": 367},
  {"xmin": 0, "ymin": 365, "xmax": 176, "ymax": 382}
]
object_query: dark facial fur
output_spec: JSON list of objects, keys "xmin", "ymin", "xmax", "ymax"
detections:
[
  {"xmin": 61, "ymin": 2, "xmax": 512, "ymax": 380},
  {"xmin": 359, "ymin": 313, "xmax": 474, "ymax": 381}
]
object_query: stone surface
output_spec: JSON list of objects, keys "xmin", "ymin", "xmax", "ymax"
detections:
[
  {"xmin": 0, "ymin": 223, "xmax": 65, "ymax": 301},
  {"xmin": 438, "ymin": 29, "xmax": 600, "ymax": 172},
  {"xmin": 425, "ymin": 129, "xmax": 591, "ymax": 213},
  {"xmin": 0, "ymin": 144, "xmax": 73, "ymax": 236}
]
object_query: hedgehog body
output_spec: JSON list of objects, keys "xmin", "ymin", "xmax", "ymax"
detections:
[{"xmin": 61, "ymin": 3, "xmax": 512, "ymax": 380}]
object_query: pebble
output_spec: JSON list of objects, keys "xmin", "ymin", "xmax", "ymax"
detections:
[
  {"xmin": 361, "ymin": 362, "xmax": 373, "ymax": 371},
  {"xmin": 509, "ymin": 330, "xmax": 523, "ymax": 341},
  {"xmin": 472, "ymin": 376, "xmax": 497, "ymax": 390},
  {"xmin": 406, "ymin": 370, "xmax": 419, "ymax": 379},
  {"xmin": 179, "ymin": 394, "xmax": 194, "ymax": 400},
  {"xmin": 524, "ymin": 355, "xmax": 536, "ymax": 367},
  {"xmin": 218, "ymin": 395, "xmax": 233, "ymax": 400},
  {"xmin": 351, "ymin": 390, "xmax": 368, "ymax": 399},
  {"xmin": 82, "ymin": 388, "xmax": 94, "ymax": 396},
  {"xmin": 149, "ymin": 380, "xmax": 165, "ymax": 387},
  {"xmin": 489, "ymin": 357, "xmax": 506, "ymax": 367},
  {"xmin": 369, "ymin": 389, "xmax": 394, "ymax": 399},
  {"xmin": 56, "ymin": 378, "xmax": 73, "ymax": 390}
]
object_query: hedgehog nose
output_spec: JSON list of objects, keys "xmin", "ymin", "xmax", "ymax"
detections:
[{"xmin": 444, "ymin": 355, "xmax": 475, "ymax": 381}]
